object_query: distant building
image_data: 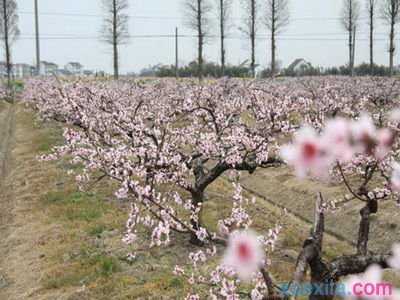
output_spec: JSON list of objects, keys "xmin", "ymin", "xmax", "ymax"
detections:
[
  {"xmin": 83, "ymin": 70, "xmax": 94, "ymax": 76},
  {"xmin": 94, "ymin": 70, "xmax": 106, "ymax": 77},
  {"xmin": 287, "ymin": 58, "xmax": 313, "ymax": 75},
  {"xmin": 65, "ymin": 62, "xmax": 83, "ymax": 75},
  {"xmin": 0, "ymin": 62, "xmax": 7, "ymax": 77},
  {"xmin": 13, "ymin": 63, "xmax": 34, "ymax": 78},
  {"xmin": 57, "ymin": 69, "xmax": 72, "ymax": 76},
  {"xmin": 40, "ymin": 61, "xmax": 58, "ymax": 76}
]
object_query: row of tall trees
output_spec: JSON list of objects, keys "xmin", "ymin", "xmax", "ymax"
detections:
[
  {"xmin": 342, "ymin": 0, "xmax": 400, "ymax": 77},
  {"xmin": 183, "ymin": 0, "xmax": 400, "ymax": 80},
  {"xmin": 0, "ymin": 0, "xmax": 399, "ymax": 82},
  {"xmin": 106, "ymin": 0, "xmax": 400, "ymax": 79},
  {"xmin": 184, "ymin": 0, "xmax": 290, "ymax": 79}
]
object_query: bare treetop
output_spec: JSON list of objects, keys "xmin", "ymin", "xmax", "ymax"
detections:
[
  {"xmin": 240, "ymin": 0, "xmax": 260, "ymax": 77},
  {"xmin": 101, "ymin": 0, "xmax": 129, "ymax": 45},
  {"xmin": 366, "ymin": 0, "xmax": 378, "ymax": 70},
  {"xmin": 366, "ymin": 0, "xmax": 378, "ymax": 21},
  {"xmin": 341, "ymin": 0, "xmax": 361, "ymax": 30},
  {"xmin": 239, "ymin": 0, "xmax": 260, "ymax": 36},
  {"xmin": 0, "ymin": 0, "xmax": 19, "ymax": 46},
  {"xmin": 380, "ymin": 0, "xmax": 400, "ymax": 23},
  {"xmin": 100, "ymin": 0, "xmax": 129, "ymax": 79},
  {"xmin": 183, "ymin": 0, "xmax": 213, "ymax": 80},
  {"xmin": 380, "ymin": 0, "xmax": 400, "ymax": 76},
  {"xmin": 215, "ymin": 0, "xmax": 232, "ymax": 28},
  {"xmin": 183, "ymin": 0, "xmax": 213, "ymax": 41},
  {"xmin": 264, "ymin": 0, "xmax": 290, "ymax": 33},
  {"xmin": 215, "ymin": 0, "xmax": 233, "ymax": 75},
  {"xmin": 0, "ymin": 0, "xmax": 19, "ymax": 95}
]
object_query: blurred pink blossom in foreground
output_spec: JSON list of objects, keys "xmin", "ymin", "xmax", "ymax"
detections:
[
  {"xmin": 280, "ymin": 126, "xmax": 329, "ymax": 178},
  {"xmin": 388, "ymin": 244, "xmax": 400, "ymax": 270},
  {"xmin": 223, "ymin": 230, "xmax": 264, "ymax": 281},
  {"xmin": 391, "ymin": 164, "xmax": 400, "ymax": 193}
]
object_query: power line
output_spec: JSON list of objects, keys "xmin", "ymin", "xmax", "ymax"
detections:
[
  {"xmin": 18, "ymin": 10, "xmax": 368, "ymax": 22},
  {"xmin": 20, "ymin": 32, "xmax": 392, "ymax": 37},
  {"xmin": 14, "ymin": 34, "xmax": 396, "ymax": 42}
]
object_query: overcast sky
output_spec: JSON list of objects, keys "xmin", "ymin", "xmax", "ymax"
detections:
[{"xmin": 13, "ymin": 0, "xmax": 397, "ymax": 74}]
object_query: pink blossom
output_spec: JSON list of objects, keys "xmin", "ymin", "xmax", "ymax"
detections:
[
  {"xmin": 375, "ymin": 129, "xmax": 394, "ymax": 160},
  {"xmin": 126, "ymin": 252, "xmax": 136, "ymax": 262},
  {"xmin": 251, "ymin": 288, "xmax": 264, "ymax": 300},
  {"xmin": 185, "ymin": 293, "xmax": 200, "ymax": 300},
  {"xmin": 217, "ymin": 220, "xmax": 230, "ymax": 237},
  {"xmin": 195, "ymin": 227, "xmax": 208, "ymax": 242},
  {"xmin": 223, "ymin": 230, "xmax": 265, "ymax": 281},
  {"xmin": 388, "ymin": 244, "xmax": 400, "ymax": 270},
  {"xmin": 345, "ymin": 264, "xmax": 383, "ymax": 300},
  {"xmin": 351, "ymin": 114, "xmax": 378, "ymax": 156},
  {"xmin": 390, "ymin": 109, "xmax": 400, "ymax": 122},
  {"xmin": 391, "ymin": 163, "xmax": 400, "ymax": 192},
  {"xmin": 321, "ymin": 118, "xmax": 353, "ymax": 162},
  {"xmin": 220, "ymin": 278, "xmax": 240, "ymax": 300},
  {"xmin": 388, "ymin": 289, "xmax": 400, "ymax": 300},
  {"xmin": 280, "ymin": 126, "xmax": 331, "ymax": 178},
  {"xmin": 173, "ymin": 265, "xmax": 185, "ymax": 276}
]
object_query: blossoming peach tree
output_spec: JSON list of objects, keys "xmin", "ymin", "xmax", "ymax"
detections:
[{"xmin": 23, "ymin": 77, "xmax": 400, "ymax": 299}]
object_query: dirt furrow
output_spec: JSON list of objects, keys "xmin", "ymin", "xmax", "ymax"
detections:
[{"xmin": 0, "ymin": 103, "xmax": 15, "ymax": 294}]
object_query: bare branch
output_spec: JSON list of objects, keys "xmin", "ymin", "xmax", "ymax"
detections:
[
  {"xmin": 341, "ymin": 0, "xmax": 361, "ymax": 75},
  {"xmin": 264, "ymin": 0, "xmax": 290, "ymax": 76},
  {"xmin": 183, "ymin": 0, "xmax": 213, "ymax": 80},
  {"xmin": 100, "ymin": 0, "xmax": 129, "ymax": 79},
  {"xmin": 380, "ymin": 0, "xmax": 400, "ymax": 76},
  {"xmin": 0, "ymin": 0, "xmax": 19, "ymax": 93},
  {"xmin": 240, "ymin": 0, "xmax": 260, "ymax": 77}
]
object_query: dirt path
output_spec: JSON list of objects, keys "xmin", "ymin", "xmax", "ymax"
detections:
[{"xmin": 0, "ymin": 102, "xmax": 15, "ymax": 293}]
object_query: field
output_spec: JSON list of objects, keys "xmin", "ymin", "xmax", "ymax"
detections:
[{"xmin": 0, "ymin": 77, "xmax": 399, "ymax": 299}]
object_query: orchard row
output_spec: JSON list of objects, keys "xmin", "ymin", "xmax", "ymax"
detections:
[{"xmin": 23, "ymin": 77, "xmax": 400, "ymax": 299}]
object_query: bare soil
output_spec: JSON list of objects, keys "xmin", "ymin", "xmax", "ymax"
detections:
[{"xmin": 0, "ymin": 102, "xmax": 15, "ymax": 298}]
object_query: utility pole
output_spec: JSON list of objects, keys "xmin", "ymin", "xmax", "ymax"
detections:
[
  {"xmin": 2, "ymin": 0, "xmax": 11, "ymax": 89},
  {"xmin": 351, "ymin": 25, "xmax": 356, "ymax": 76},
  {"xmin": 34, "ymin": 0, "xmax": 40, "ymax": 75},
  {"xmin": 175, "ymin": 27, "xmax": 179, "ymax": 78}
]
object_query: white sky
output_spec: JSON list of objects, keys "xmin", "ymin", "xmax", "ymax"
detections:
[{"xmin": 13, "ymin": 0, "xmax": 398, "ymax": 74}]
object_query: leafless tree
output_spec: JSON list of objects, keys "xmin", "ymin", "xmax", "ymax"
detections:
[
  {"xmin": 184, "ymin": 0, "xmax": 213, "ymax": 80},
  {"xmin": 0, "ymin": 0, "xmax": 19, "ymax": 92},
  {"xmin": 240, "ymin": 0, "xmax": 260, "ymax": 78},
  {"xmin": 264, "ymin": 0, "xmax": 290, "ymax": 77},
  {"xmin": 215, "ymin": 0, "xmax": 232, "ymax": 76},
  {"xmin": 341, "ymin": 0, "xmax": 361, "ymax": 76},
  {"xmin": 381, "ymin": 0, "xmax": 400, "ymax": 76},
  {"xmin": 366, "ymin": 0, "xmax": 378, "ymax": 71},
  {"xmin": 101, "ymin": 0, "xmax": 129, "ymax": 80}
]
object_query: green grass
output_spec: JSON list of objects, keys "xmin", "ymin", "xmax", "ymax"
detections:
[
  {"xmin": 35, "ymin": 124, "xmax": 63, "ymax": 153},
  {"xmin": 42, "ymin": 191, "xmax": 108, "ymax": 222},
  {"xmin": 87, "ymin": 223, "xmax": 109, "ymax": 237}
]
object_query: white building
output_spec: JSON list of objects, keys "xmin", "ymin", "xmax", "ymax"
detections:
[
  {"xmin": 0, "ymin": 62, "xmax": 7, "ymax": 77},
  {"xmin": 65, "ymin": 62, "xmax": 83, "ymax": 75},
  {"xmin": 287, "ymin": 58, "xmax": 313, "ymax": 75},
  {"xmin": 83, "ymin": 70, "xmax": 94, "ymax": 76},
  {"xmin": 40, "ymin": 61, "xmax": 58, "ymax": 76},
  {"xmin": 13, "ymin": 63, "xmax": 34, "ymax": 78}
]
